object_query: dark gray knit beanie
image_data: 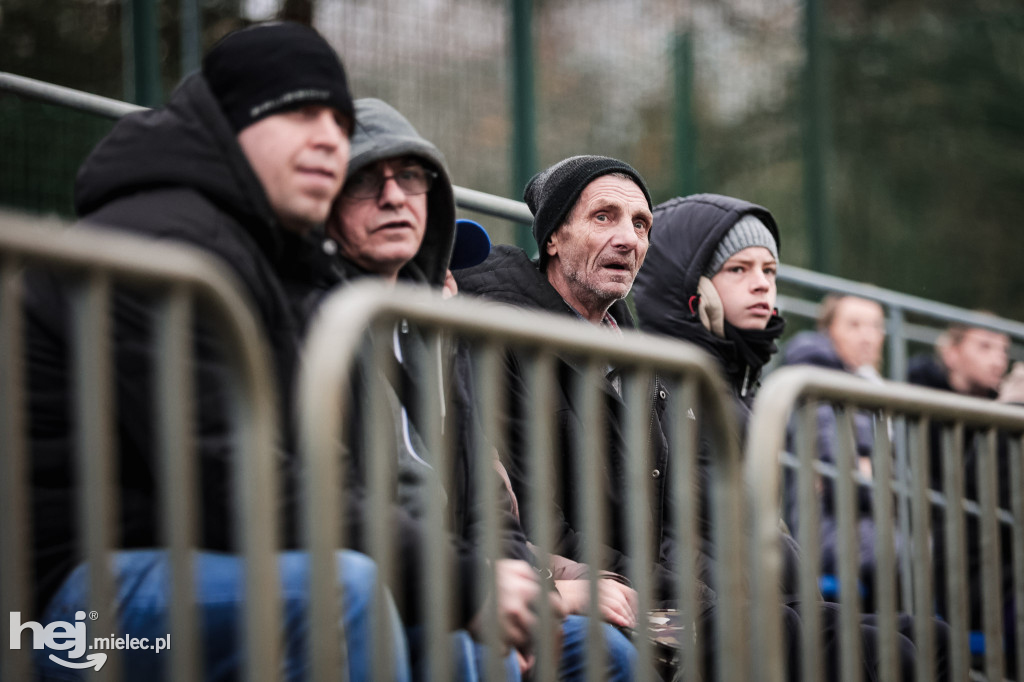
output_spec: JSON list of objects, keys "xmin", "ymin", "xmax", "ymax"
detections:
[
  {"xmin": 524, "ymin": 155, "xmax": 652, "ymax": 266},
  {"xmin": 703, "ymin": 213, "xmax": 779, "ymax": 277}
]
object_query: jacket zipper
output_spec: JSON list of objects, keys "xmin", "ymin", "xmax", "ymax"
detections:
[
  {"xmin": 646, "ymin": 374, "xmax": 661, "ymax": 551},
  {"xmin": 646, "ymin": 374, "xmax": 659, "ymax": 452},
  {"xmin": 740, "ymin": 365, "xmax": 751, "ymax": 398}
]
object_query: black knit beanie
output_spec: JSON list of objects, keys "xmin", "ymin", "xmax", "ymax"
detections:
[
  {"xmin": 524, "ymin": 155, "xmax": 652, "ymax": 267},
  {"xmin": 203, "ymin": 22, "xmax": 354, "ymax": 133}
]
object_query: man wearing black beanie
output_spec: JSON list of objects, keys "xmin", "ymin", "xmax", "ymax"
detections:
[
  {"xmin": 524, "ymin": 154, "xmax": 651, "ymax": 274},
  {"xmin": 469, "ymin": 153, "xmax": 653, "ymax": 325},
  {"xmin": 453, "ymin": 157, "xmax": 713, "ymax": 649},
  {"xmin": 28, "ymin": 21, "xmax": 408, "ymax": 680}
]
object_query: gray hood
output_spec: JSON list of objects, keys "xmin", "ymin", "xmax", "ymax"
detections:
[{"xmin": 344, "ymin": 98, "xmax": 456, "ymax": 287}]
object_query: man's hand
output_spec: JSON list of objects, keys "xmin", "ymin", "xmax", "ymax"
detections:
[
  {"xmin": 442, "ymin": 269, "xmax": 458, "ymax": 299},
  {"xmin": 998, "ymin": 362, "xmax": 1024, "ymax": 404},
  {"xmin": 554, "ymin": 578, "xmax": 639, "ymax": 629},
  {"xmin": 470, "ymin": 559, "xmax": 565, "ymax": 655}
]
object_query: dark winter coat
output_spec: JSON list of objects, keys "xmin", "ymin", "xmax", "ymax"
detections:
[
  {"xmin": 455, "ymin": 245, "xmax": 714, "ymax": 607},
  {"xmin": 781, "ymin": 331, "xmax": 877, "ymax": 516},
  {"xmin": 780, "ymin": 332, "xmax": 889, "ymax": 588},
  {"xmin": 908, "ymin": 354, "xmax": 1011, "ymax": 627},
  {"xmin": 634, "ymin": 195, "xmax": 948, "ymax": 681},
  {"xmin": 25, "ymin": 72, "xmax": 339, "ymax": 614}
]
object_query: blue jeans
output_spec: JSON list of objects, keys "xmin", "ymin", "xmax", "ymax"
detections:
[
  {"xmin": 33, "ymin": 549, "xmax": 409, "ymax": 681},
  {"xmin": 410, "ymin": 616, "xmax": 634, "ymax": 681},
  {"xmin": 558, "ymin": 615, "xmax": 636, "ymax": 681},
  {"xmin": 408, "ymin": 629, "xmax": 521, "ymax": 681}
]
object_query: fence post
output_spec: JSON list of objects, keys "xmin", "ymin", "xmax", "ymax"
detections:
[
  {"xmin": 180, "ymin": 0, "xmax": 201, "ymax": 78},
  {"xmin": 887, "ymin": 305, "xmax": 907, "ymax": 381},
  {"xmin": 123, "ymin": 0, "xmax": 161, "ymax": 107},
  {"xmin": 802, "ymin": 0, "xmax": 834, "ymax": 274},
  {"xmin": 673, "ymin": 30, "xmax": 698, "ymax": 195},
  {"xmin": 509, "ymin": 0, "xmax": 538, "ymax": 254}
]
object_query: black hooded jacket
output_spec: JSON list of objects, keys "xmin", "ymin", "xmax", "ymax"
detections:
[
  {"xmin": 25, "ymin": 72, "xmax": 339, "ymax": 614},
  {"xmin": 633, "ymin": 193, "xmax": 784, "ymax": 417},
  {"xmin": 632, "ymin": 194, "xmax": 800, "ymax": 597},
  {"xmin": 456, "ymin": 245, "xmax": 716, "ymax": 608}
]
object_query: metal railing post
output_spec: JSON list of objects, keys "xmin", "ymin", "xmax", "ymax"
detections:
[
  {"xmin": 0, "ymin": 255, "xmax": 30, "ymax": 682},
  {"xmin": 509, "ymin": 0, "xmax": 539, "ymax": 252},
  {"xmin": 887, "ymin": 305, "xmax": 907, "ymax": 381}
]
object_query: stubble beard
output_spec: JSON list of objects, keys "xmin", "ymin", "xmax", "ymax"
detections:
[{"xmin": 563, "ymin": 261, "xmax": 629, "ymax": 316}]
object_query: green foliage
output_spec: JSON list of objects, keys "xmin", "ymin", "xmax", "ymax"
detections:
[
  {"xmin": 829, "ymin": 9, "xmax": 1024, "ymax": 318},
  {"xmin": 2, "ymin": 0, "xmax": 1022, "ymax": 322}
]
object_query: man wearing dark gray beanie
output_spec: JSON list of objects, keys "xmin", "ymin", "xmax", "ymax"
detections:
[
  {"xmin": 455, "ymin": 157, "xmax": 719, "ymax": 661},
  {"xmin": 458, "ymin": 154, "xmax": 653, "ymax": 326},
  {"xmin": 525, "ymin": 154, "xmax": 652, "ymax": 272},
  {"xmin": 30, "ymin": 21, "xmax": 409, "ymax": 681}
]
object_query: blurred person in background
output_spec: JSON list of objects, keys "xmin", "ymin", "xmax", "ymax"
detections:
[
  {"xmin": 780, "ymin": 295, "xmax": 895, "ymax": 611},
  {"xmin": 910, "ymin": 318, "xmax": 1024, "ymax": 668},
  {"xmin": 909, "ymin": 321, "xmax": 1012, "ymax": 399}
]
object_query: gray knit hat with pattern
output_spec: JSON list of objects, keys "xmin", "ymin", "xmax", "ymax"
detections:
[
  {"xmin": 703, "ymin": 213, "xmax": 779, "ymax": 277},
  {"xmin": 524, "ymin": 155, "xmax": 651, "ymax": 267}
]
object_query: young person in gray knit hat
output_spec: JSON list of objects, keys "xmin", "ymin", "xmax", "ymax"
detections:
[
  {"xmin": 702, "ymin": 213, "xmax": 779, "ymax": 278},
  {"xmin": 633, "ymin": 194, "xmax": 952, "ymax": 681}
]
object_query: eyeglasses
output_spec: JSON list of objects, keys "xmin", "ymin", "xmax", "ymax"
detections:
[{"xmin": 342, "ymin": 164, "xmax": 438, "ymax": 199}]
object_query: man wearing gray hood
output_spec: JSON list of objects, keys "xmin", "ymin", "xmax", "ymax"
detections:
[{"xmin": 327, "ymin": 99, "xmax": 636, "ymax": 681}]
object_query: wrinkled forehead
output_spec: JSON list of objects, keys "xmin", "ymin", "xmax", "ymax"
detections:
[{"xmin": 573, "ymin": 174, "xmax": 651, "ymax": 217}]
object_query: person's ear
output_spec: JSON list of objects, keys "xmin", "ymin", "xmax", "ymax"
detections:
[
  {"xmin": 545, "ymin": 233, "xmax": 558, "ymax": 258},
  {"xmin": 938, "ymin": 342, "xmax": 957, "ymax": 370},
  {"xmin": 696, "ymin": 276, "xmax": 726, "ymax": 338}
]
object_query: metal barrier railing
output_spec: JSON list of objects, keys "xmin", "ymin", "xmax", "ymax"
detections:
[
  {"xmin": 1, "ymin": 206, "xmax": 760, "ymax": 681},
  {"xmin": 746, "ymin": 365, "xmax": 1024, "ymax": 682},
  {"xmin": 4, "ymin": 69, "xmax": 1024, "ymax": 373},
  {"xmin": 297, "ymin": 280, "xmax": 751, "ymax": 681},
  {"xmin": 0, "ymin": 72, "xmax": 534, "ymax": 226},
  {"xmin": 0, "ymin": 211, "xmax": 280, "ymax": 682}
]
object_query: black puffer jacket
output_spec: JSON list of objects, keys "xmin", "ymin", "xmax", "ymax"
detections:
[
  {"xmin": 456, "ymin": 245, "xmax": 715, "ymax": 608},
  {"xmin": 26, "ymin": 72, "xmax": 339, "ymax": 614}
]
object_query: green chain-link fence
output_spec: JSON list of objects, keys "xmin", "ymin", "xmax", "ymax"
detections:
[{"xmin": 2, "ymin": 0, "xmax": 1023, "ymax": 316}]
